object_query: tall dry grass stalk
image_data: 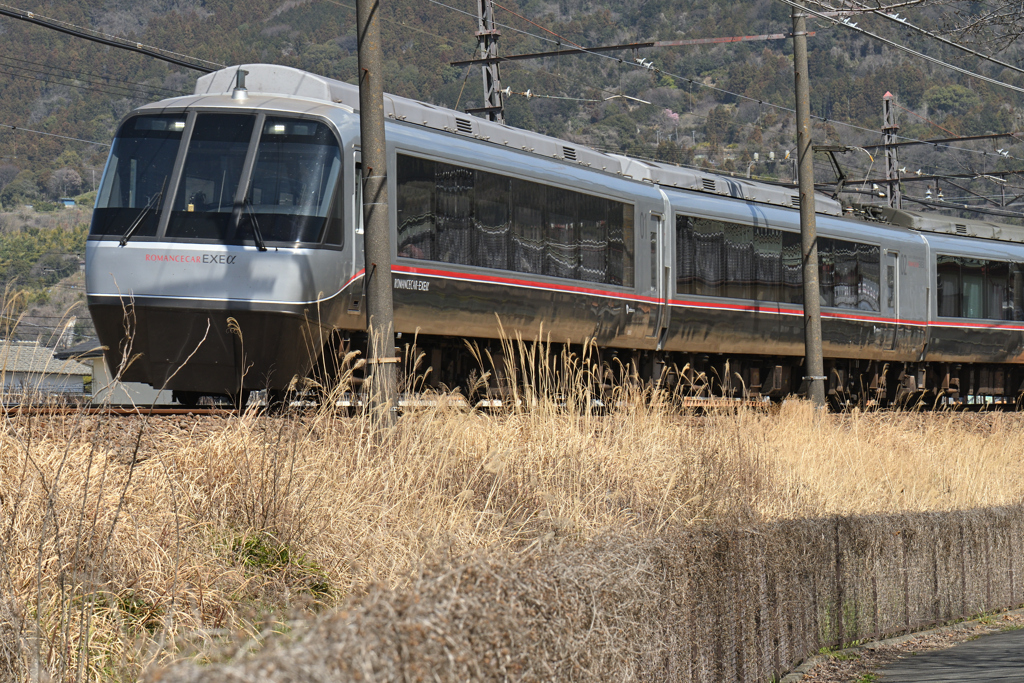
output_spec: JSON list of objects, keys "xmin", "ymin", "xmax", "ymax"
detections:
[{"xmin": 2, "ymin": 343, "xmax": 1024, "ymax": 678}]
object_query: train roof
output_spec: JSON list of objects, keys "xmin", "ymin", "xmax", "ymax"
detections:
[
  {"xmin": 194, "ymin": 64, "xmax": 845, "ymax": 217},
  {"xmin": 856, "ymin": 205, "xmax": 1024, "ymax": 244}
]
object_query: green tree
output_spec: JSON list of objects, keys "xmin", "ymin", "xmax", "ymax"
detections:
[{"xmin": 925, "ymin": 84, "xmax": 981, "ymax": 115}]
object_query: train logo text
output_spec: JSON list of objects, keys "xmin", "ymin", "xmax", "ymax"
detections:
[
  {"xmin": 394, "ymin": 278, "xmax": 430, "ymax": 292},
  {"xmin": 144, "ymin": 254, "xmax": 238, "ymax": 265}
]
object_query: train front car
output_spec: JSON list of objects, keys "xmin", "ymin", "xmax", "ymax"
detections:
[{"xmin": 86, "ymin": 93, "xmax": 357, "ymax": 406}]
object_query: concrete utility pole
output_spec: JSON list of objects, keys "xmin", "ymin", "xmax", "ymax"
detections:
[
  {"xmin": 356, "ymin": 0, "xmax": 398, "ymax": 419},
  {"xmin": 792, "ymin": 5, "xmax": 826, "ymax": 409},
  {"xmin": 883, "ymin": 91, "xmax": 902, "ymax": 209},
  {"xmin": 466, "ymin": 0, "xmax": 504, "ymax": 122}
]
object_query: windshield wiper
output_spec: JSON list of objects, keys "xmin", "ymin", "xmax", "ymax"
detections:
[
  {"xmin": 243, "ymin": 200, "xmax": 268, "ymax": 252},
  {"xmin": 119, "ymin": 177, "xmax": 167, "ymax": 247}
]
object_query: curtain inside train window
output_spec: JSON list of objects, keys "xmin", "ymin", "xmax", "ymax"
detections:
[
  {"xmin": 936, "ymin": 255, "xmax": 960, "ymax": 317},
  {"xmin": 396, "ymin": 155, "xmax": 436, "ymax": 260},
  {"xmin": 753, "ymin": 227, "xmax": 782, "ymax": 302},
  {"xmin": 395, "ymin": 153, "xmax": 634, "ymax": 288},
  {"xmin": 960, "ymin": 258, "xmax": 985, "ymax": 319},
  {"xmin": 985, "ymin": 260, "xmax": 1011, "ymax": 320},
  {"xmin": 857, "ymin": 243, "xmax": 880, "ymax": 312},
  {"xmin": 435, "ymin": 162, "xmax": 474, "ymax": 265}
]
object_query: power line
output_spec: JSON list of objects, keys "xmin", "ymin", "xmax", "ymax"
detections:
[
  {"xmin": 0, "ymin": 59, "xmax": 177, "ymax": 100},
  {"xmin": 319, "ymin": 0, "xmax": 459, "ymax": 43},
  {"xmin": 434, "ymin": 0, "xmax": 1024, "ymax": 172},
  {"xmin": 443, "ymin": 0, "xmax": 1016, "ymax": 165},
  {"xmin": 774, "ymin": 0, "xmax": 1024, "ymax": 95},
  {"xmin": 0, "ymin": 65, "xmax": 162, "ymax": 102},
  {"xmin": 0, "ymin": 123, "xmax": 110, "ymax": 147},
  {"xmin": 0, "ymin": 3, "xmax": 220, "ymax": 73},
  {"xmin": 902, "ymin": 194, "xmax": 1024, "ymax": 219},
  {"xmin": 834, "ymin": 0, "xmax": 1024, "ymax": 78},
  {"xmin": 0, "ymin": 51, "xmax": 188, "ymax": 96}
]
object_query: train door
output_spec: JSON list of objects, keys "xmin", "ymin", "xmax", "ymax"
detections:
[
  {"xmin": 645, "ymin": 212, "xmax": 669, "ymax": 348},
  {"xmin": 885, "ymin": 249, "xmax": 900, "ymax": 350}
]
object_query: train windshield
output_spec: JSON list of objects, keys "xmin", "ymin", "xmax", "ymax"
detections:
[
  {"xmin": 244, "ymin": 118, "xmax": 342, "ymax": 243},
  {"xmin": 165, "ymin": 114, "xmax": 255, "ymax": 241},
  {"xmin": 91, "ymin": 115, "xmax": 186, "ymax": 238},
  {"xmin": 165, "ymin": 114, "xmax": 341, "ymax": 246},
  {"xmin": 91, "ymin": 112, "xmax": 343, "ymax": 246}
]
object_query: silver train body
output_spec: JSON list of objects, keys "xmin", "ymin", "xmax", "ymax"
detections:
[{"xmin": 86, "ymin": 64, "xmax": 1024, "ymax": 403}]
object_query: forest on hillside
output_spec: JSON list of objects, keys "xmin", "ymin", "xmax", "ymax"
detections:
[{"xmin": 0, "ymin": 0, "xmax": 1023, "ymax": 219}]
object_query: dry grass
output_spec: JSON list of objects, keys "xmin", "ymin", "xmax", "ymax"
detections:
[{"xmin": 2, "ymin": 384, "xmax": 1024, "ymax": 679}]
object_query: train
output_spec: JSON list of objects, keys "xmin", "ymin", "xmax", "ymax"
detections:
[{"xmin": 85, "ymin": 63, "xmax": 1024, "ymax": 408}]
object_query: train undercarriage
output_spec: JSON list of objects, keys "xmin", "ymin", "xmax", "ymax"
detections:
[{"xmin": 277, "ymin": 331, "xmax": 1024, "ymax": 412}]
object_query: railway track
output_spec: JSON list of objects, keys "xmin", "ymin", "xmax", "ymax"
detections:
[
  {"xmin": 3, "ymin": 406, "xmax": 236, "ymax": 417},
  {"xmin": 2, "ymin": 393, "xmax": 1017, "ymax": 417}
]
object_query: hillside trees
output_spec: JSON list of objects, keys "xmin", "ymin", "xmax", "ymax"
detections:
[{"xmin": 0, "ymin": 0, "xmax": 1018, "ymax": 213}]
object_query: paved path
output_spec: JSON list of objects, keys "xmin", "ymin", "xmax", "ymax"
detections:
[{"xmin": 875, "ymin": 627, "xmax": 1024, "ymax": 682}]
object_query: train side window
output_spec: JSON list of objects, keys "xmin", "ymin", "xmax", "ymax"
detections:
[
  {"xmin": 675, "ymin": 215, "xmax": 694, "ymax": 295},
  {"xmin": 396, "ymin": 155, "xmax": 436, "ymax": 260},
  {"xmin": 753, "ymin": 226, "xmax": 782, "ymax": 302},
  {"xmin": 547, "ymin": 187, "xmax": 579, "ymax": 279},
  {"xmin": 818, "ymin": 238, "xmax": 835, "ymax": 307},
  {"xmin": 608, "ymin": 203, "xmax": 634, "ymax": 287},
  {"xmin": 857, "ymin": 243, "xmax": 880, "ymax": 311},
  {"xmin": 578, "ymin": 195, "xmax": 609, "ymax": 283},
  {"xmin": 649, "ymin": 218, "xmax": 658, "ymax": 292},
  {"xmin": 936, "ymin": 256, "xmax": 961, "ymax": 317},
  {"xmin": 985, "ymin": 260, "xmax": 1010, "ymax": 320},
  {"xmin": 781, "ymin": 231, "xmax": 803, "ymax": 304},
  {"xmin": 395, "ymin": 152, "xmax": 634, "ymax": 288},
  {"xmin": 961, "ymin": 258, "xmax": 984, "ymax": 319},
  {"xmin": 1012, "ymin": 264, "xmax": 1024, "ymax": 321},
  {"xmin": 723, "ymin": 222, "xmax": 754, "ymax": 300},
  {"xmin": 510, "ymin": 178, "xmax": 545, "ymax": 275},
  {"xmin": 473, "ymin": 169, "xmax": 510, "ymax": 270},
  {"xmin": 833, "ymin": 239, "xmax": 859, "ymax": 309},
  {"xmin": 691, "ymin": 217, "xmax": 724, "ymax": 297},
  {"xmin": 435, "ymin": 162, "xmax": 474, "ymax": 266}
]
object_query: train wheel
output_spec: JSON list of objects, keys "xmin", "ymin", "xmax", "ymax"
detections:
[
  {"xmin": 265, "ymin": 389, "xmax": 288, "ymax": 415},
  {"xmin": 231, "ymin": 389, "xmax": 253, "ymax": 413},
  {"xmin": 173, "ymin": 390, "xmax": 202, "ymax": 409}
]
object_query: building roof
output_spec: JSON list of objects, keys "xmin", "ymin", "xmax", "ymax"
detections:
[
  {"xmin": 53, "ymin": 339, "xmax": 106, "ymax": 361},
  {"xmin": 0, "ymin": 341, "xmax": 92, "ymax": 376}
]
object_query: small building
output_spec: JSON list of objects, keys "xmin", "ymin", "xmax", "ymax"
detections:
[
  {"xmin": 59, "ymin": 198, "xmax": 77, "ymax": 208},
  {"xmin": 0, "ymin": 341, "xmax": 91, "ymax": 402},
  {"xmin": 55, "ymin": 340, "xmax": 175, "ymax": 406}
]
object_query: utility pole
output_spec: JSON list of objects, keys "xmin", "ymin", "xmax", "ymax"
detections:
[
  {"xmin": 466, "ymin": 0, "xmax": 504, "ymax": 122},
  {"xmin": 792, "ymin": 4, "xmax": 826, "ymax": 409},
  {"xmin": 356, "ymin": 0, "xmax": 398, "ymax": 420},
  {"xmin": 883, "ymin": 92, "xmax": 902, "ymax": 209}
]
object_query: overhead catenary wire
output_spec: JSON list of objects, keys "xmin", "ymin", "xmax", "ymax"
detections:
[
  {"xmin": 0, "ymin": 59, "xmax": 180, "ymax": 100},
  {"xmin": 0, "ymin": 3, "xmax": 221, "ymax": 72},
  {"xmin": 0, "ymin": 51, "xmax": 188, "ymax": 96},
  {"xmin": 773, "ymin": 0, "xmax": 1024, "ymax": 96},
  {"xmin": 502, "ymin": 87, "xmax": 601, "ymax": 102},
  {"xmin": 319, "ymin": 0, "xmax": 460, "ymax": 42},
  {"xmin": 832, "ymin": 0, "xmax": 1024, "ymax": 78},
  {"xmin": 0, "ymin": 66, "xmax": 166, "ymax": 103},
  {"xmin": 444, "ymin": 0, "xmax": 1023, "ymax": 164},
  {"xmin": 0, "ymin": 123, "xmax": 110, "ymax": 147}
]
